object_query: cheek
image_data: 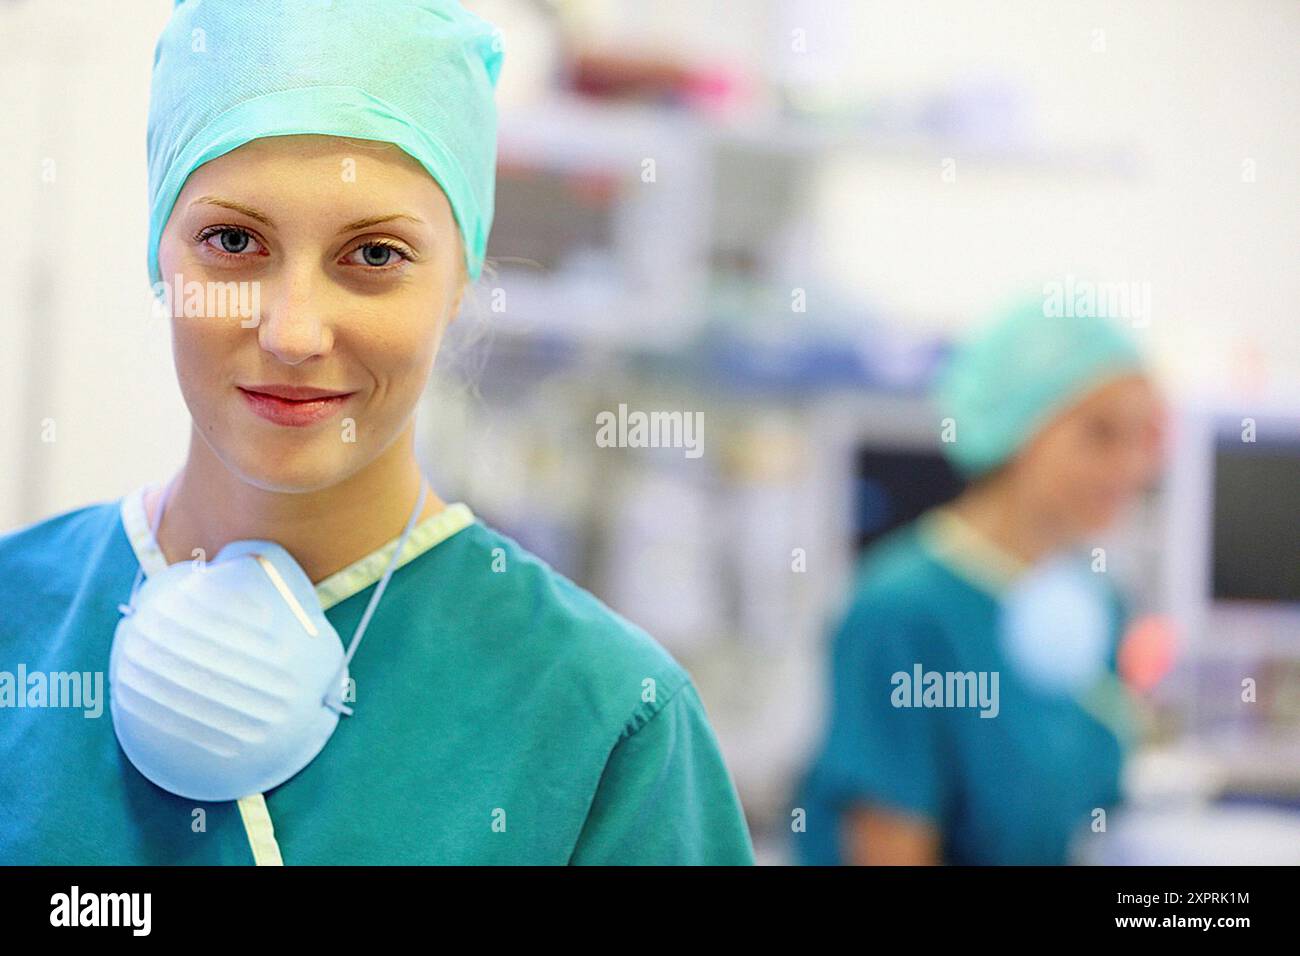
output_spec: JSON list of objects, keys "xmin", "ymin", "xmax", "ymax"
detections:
[
  {"xmin": 157, "ymin": 231, "xmax": 177, "ymax": 274},
  {"xmin": 350, "ymin": 310, "xmax": 446, "ymax": 400},
  {"xmin": 1080, "ymin": 455, "xmax": 1129, "ymax": 505},
  {"xmin": 1060, "ymin": 430, "xmax": 1115, "ymax": 484},
  {"xmin": 171, "ymin": 317, "xmax": 241, "ymax": 392},
  {"xmin": 1024, "ymin": 439, "xmax": 1107, "ymax": 516},
  {"xmin": 1038, "ymin": 434, "xmax": 1092, "ymax": 487},
  {"xmin": 157, "ymin": 228, "xmax": 196, "ymax": 284}
]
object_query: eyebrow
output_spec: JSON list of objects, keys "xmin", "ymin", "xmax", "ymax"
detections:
[{"xmin": 191, "ymin": 196, "xmax": 426, "ymax": 234}]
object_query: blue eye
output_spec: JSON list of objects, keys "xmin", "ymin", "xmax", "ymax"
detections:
[
  {"xmin": 362, "ymin": 245, "xmax": 395, "ymax": 266},
  {"xmin": 196, "ymin": 226, "xmax": 263, "ymax": 258},
  {"xmin": 217, "ymin": 230, "xmax": 249, "ymax": 253},
  {"xmin": 345, "ymin": 241, "xmax": 412, "ymax": 270}
]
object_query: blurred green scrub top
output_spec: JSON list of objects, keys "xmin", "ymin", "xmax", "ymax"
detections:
[
  {"xmin": 796, "ymin": 509, "xmax": 1135, "ymax": 866},
  {"xmin": 0, "ymin": 488, "xmax": 754, "ymax": 865}
]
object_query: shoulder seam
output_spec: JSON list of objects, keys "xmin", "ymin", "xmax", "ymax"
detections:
[
  {"xmin": 564, "ymin": 678, "xmax": 697, "ymax": 865},
  {"xmin": 616, "ymin": 674, "xmax": 693, "ymax": 743}
]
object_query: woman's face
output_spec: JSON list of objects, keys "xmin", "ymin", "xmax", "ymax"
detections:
[
  {"xmin": 156, "ymin": 134, "xmax": 466, "ymax": 492},
  {"xmin": 1007, "ymin": 373, "xmax": 1165, "ymax": 538}
]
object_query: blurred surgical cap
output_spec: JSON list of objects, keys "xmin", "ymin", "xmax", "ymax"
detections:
[
  {"xmin": 934, "ymin": 296, "xmax": 1145, "ymax": 477},
  {"xmin": 146, "ymin": 0, "xmax": 503, "ymax": 287}
]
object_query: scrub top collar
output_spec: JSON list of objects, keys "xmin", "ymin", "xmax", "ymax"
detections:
[
  {"xmin": 120, "ymin": 483, "xmax": 477, "ymax": 611},
  {"xmin": 917, "ymin": 505, "xmax": 1031, "ymax": 599},
  {"xmin": 922, "ymin": 505, "xmax": 1139, "ymax": 750}
]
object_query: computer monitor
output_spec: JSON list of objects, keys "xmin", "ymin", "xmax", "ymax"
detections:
[
  {"xmin": 853, "ymin": 446, "xmax": 965, "ymax": 554},
  {"xmin": 1211, "ymin": 435, "xmax": 1300, "ymax": 602},
  {"xmin": 1162, "ymin": 401, "xmax": 1300, "ymax": 762}
]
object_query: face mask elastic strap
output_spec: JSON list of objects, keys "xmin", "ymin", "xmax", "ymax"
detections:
[
  {"xmin": 324, "ymin": 480, "xmax": 430, "ymax": 716},
  {"xmin": 119, "ymin": 476, "xmax": 179, "ymax": 618}
]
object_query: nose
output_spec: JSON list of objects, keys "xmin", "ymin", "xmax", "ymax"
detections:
[{"xmin": 254, "ymin": 262, "xmax": 335, "ymax": 365}]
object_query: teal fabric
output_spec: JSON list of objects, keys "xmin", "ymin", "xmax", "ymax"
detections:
[
  {"xmin": 933, "ymin": 298, "xmax": 1145, "ymax": 476},
  {"xmin": 0, "ymin": 501, "xmax": 754, "ymax": 865},
  {"xmin": 793, "ymin": 522, "xmax": 1130, "ymax": 865},
  {"xmin": 147, "ymin": 0, "xmax": 503, "ymax": 286}
]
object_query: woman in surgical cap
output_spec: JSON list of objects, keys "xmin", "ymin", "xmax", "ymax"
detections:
[
  {"xmin": 795, "ymin": 297, "xmax": 1164, "ymax": 865},
  {"xmin": 0, "ymin": 0, "xmax": 752, "ymax": 865}
]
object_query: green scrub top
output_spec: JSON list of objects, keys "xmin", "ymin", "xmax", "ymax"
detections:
[
  {"xmin": 0, "ymin": 487, "xmax": 754, "ymax": 865},
  {"xmin": 794, "ymin": 509, "xmax": 1136, "ymax": 866}
]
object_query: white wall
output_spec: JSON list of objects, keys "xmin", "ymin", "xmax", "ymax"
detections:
[
  {"xmin": 1, "ymin": 0, "xmax": 185, "ymax": 531},
  {"xmin": 803, "ymin": 0, "xmax": 1300, "ymax": 396}
]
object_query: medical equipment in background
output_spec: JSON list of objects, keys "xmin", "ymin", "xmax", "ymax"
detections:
[
  {"xmin": 851, "ymin": 444, "xmax": 964, "ymax": 554},
  {"xmin": 1161, "ymin": 401, "xmax": 1300, "ymax": 796},
  {"xmin": 488, "ymin": 97, "xmax": 714, "ymax": 349},
  {"xmin": 486, "ymin": 91, "xmax": 845, "ymax": 352}
]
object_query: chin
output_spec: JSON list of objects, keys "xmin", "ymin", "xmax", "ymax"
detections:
[{"xmin": 224, "ymin": 443, "xmax": 356, "ymax": 494}]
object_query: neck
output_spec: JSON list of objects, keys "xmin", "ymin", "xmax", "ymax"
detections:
[
  {"xmin": 150, "ymin": 423, "xmax": 446, "ymax": 583},
  {"xmin": 947, "ymin": 473, "xmax": 1070, "ymax": 567}
]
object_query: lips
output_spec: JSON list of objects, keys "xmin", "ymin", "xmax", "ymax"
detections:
[
  {"xmin": 237, "ymin": 385, "xmax": 356, "ymax": 428},
  {"xmin": 241, "ymin": 384, "xmax": 353, "ymax": 401}
]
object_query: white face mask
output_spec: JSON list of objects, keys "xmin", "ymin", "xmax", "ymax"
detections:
[
  {"xmin": 109, "ymin": 479, "xmax": 427, "ymax": 802},
  {"xmin": 997, "ymin": 555, "xmax": 1113, "ymax": 697}
]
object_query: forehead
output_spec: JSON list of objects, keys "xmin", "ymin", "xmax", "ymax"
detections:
[
  {"xmin": 1062, "ymin": 373, "xmax": 1159, "ymax": 421},
  {"xmin": 176, "ymin": 134, "xmax": 453, "ymax": 220},
  {"xmin": 216, "ymin": 133, "xmax": 421, "ymax": 173}
]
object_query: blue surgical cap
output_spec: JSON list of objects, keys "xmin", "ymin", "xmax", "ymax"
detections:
[
  {"xmin": 933, "ymin": 297, "xmax": 1146, "ymax": 477},
  {"xmin": 147, "ymin": 0, "xmax": 503, "ymax": 287}
]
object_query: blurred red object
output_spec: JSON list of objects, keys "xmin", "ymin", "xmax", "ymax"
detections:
[
  {"xmin": 568, "ymin": 49, "xmax": 746, "ymax": 113},
  {"xmin": 1118, "ymin": 614, "xmax": 1178, "ymax": 693}
]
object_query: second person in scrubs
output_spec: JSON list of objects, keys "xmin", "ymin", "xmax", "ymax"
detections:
[{"xmin": 796, "ymin": 298, "xmax": 1164, "ymax": 865}]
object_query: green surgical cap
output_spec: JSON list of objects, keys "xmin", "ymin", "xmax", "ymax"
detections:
[
  {"xmin": 147, "ymin": 0, "xmax": 503, "ymax": 287},
  {"xmin": 933, "ymin": 297, "xmax": 1146, "ymax": 477}
]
